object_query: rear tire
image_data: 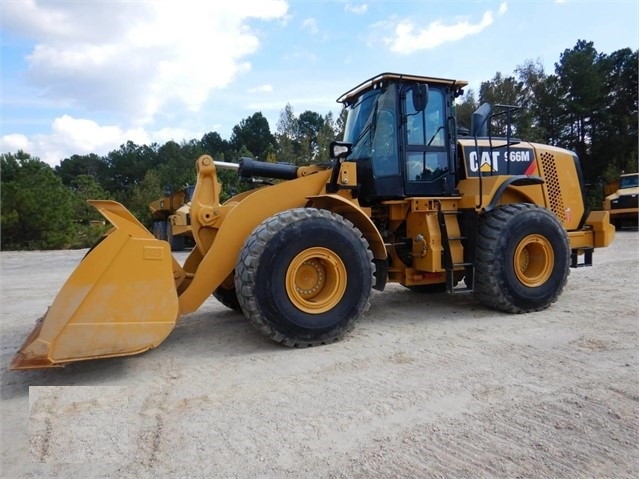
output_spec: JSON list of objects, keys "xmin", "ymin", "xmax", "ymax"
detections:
[
  {"xmin": 153, "ymin": 220, "xmax": 167, "ymax": 241},
  {"xmin": 213, "ymin": 275, "xmax": 242, "ymax": 312},
  {"xmin": 235, "ymin": 208, "xmax": 374, "ymax": 347},
  {"xmin": 474, "ymin": 203, "xmax": 570, "ymax": 313},
  {"xmin": 166, "ymin": 220, "xmax": 185, "ymax": 251}
]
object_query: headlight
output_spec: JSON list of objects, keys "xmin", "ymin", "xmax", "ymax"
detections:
[{"xmin": 330, "ymin": 141, "xmax": 353, "ymax": 160}]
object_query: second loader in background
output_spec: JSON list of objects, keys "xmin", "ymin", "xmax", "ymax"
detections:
[
  {"xmin": 149, "ymin": 186, "xmax": 195, "ymax": 251},
  {"xmin": 603, "ymin": 173, "xmax": 639, "ymax": 229},
  {"xmin": 12, "ymin": 72, "xmax": 615, "ymax": 370}
]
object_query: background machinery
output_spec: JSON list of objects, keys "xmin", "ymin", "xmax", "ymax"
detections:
[
  {"xmin": 149, "ymin": 185, "xmax": 195, "ymax": 251},
  {"xmin": 603, "ymin": 173, "xmax": 638, "ymax": 228},
  {"xmin": 12, "ymin": 72, "xmax": 615, "ymax": 369}
]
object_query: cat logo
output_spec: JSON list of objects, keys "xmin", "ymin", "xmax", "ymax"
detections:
[
  {"xmin": 469, "ymin": 150, "xmax": 499, "ymax": 173},
  {"xmin": 464, "ymin": 146, "xmax": 534, "ymax": 177},
  {"xmin": 480, "ymin": 154, "xmax": 498, "ymax": 173}
]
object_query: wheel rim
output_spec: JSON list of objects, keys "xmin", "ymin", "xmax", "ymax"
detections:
[
  {"xmin": 286, "ymin": 247, "xmax": 347, "ymax": 314},
  {"xmin": 513, "ymin": 234, "xmax": 554, "ymax": 287}
]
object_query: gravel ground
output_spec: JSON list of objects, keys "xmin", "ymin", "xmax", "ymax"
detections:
[{"xmin": 1, "ymin": 229, "xmax": 637, "ymax": 478}]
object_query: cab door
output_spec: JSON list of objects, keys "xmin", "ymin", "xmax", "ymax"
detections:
[{"xmin": 402, "ymin": 85, "xmax": 455, "ymax": 196}]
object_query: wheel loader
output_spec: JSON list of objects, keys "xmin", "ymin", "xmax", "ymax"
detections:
[
  {"xmin": 149, "ymin": 185, "xmax": 195, "ymax": 251},
  {"xmin": 11, "ymin": 72, "xmax": 615, "ymax": 370},
  {"xmin": 603, "ymin": 172, "xmax": 638, "ymax": 228}
]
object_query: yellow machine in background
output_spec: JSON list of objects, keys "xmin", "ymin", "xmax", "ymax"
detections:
[
  {"xmin": 603, "ymin": 173, "xmax": 639, "ymax": 228},
  {"xmin": 148, "ymin": 186, "xmax": 194, "ymax": 251},
  {"xmin": 11, "ymin": 73, "xmax": 615, "ymax": 370}
]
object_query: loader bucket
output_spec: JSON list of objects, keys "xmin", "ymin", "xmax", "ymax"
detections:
[{"xmin": 11, "ymin": 200, "xmax": 180, "ymax": 369}]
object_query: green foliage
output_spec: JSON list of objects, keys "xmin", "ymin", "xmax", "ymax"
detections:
[
  {"xmin": 71, "ymin": 174, "xmax": 111, "ymax": 225},
  {"xmin": 316, "ymin": 112, "xmax": 338, "ymax": 162},
  {"xmin": 230, "ymin": 112, "xmax": 276, "ymax": 161},
  {"xmin": 275, "ymin": 105, "xmax": 338, "ymax": 165},
  {"xmin": 127, "ymin": 169, "xmax": 163, "ymax": 228},
  {"xmin": 55, "ymin": 153, "xmax": 110, "ymax": 188},
  {"xmin": 479, "ymin": 72, "xmax": 524, "ymax": 137},
  {"xmin": 1, "ymin": 152, "xmax": 77, "ymax": 250},
  {"xmin": 68, "ymin": 223, "xmax": 111, "ymax": 250},
  {"xmin": 155, "ymin": 140, "xmax": 200, "ymax": 193},
  {"xmin": 109, "ymin": 141, "xmax": 163, "ymax": 194},
  {"xmin": 297, "ymin": 110, "xmax": 325, "ymax": 163},
  {"xmin": 201, "ymin": 131, "xmax": 230, "ymax": 162},
  {"xmin": 276, "ymin": 103, "xmax": 303, "ymax": 164}
]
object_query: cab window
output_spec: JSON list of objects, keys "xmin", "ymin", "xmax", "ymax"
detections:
[
  {"xmin": 404, "ymin": 87, "xmax": 447, "ymax": 181},
  {"xmin": 371, "ymin": 86, "xmax": 399, "ymax": 177}
]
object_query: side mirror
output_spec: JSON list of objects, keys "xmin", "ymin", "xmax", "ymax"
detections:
[{"xmin": 412, "ymin": 84, "xmax": 429, "ymax": 112}]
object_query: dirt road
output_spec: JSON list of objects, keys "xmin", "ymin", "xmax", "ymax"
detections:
[{"xmin": 1, "ymin": 231, "xmax": 638, "ymax": 478}]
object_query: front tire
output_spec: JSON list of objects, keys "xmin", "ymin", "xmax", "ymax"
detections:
[
  {"xmin": 235, "ymin": 208, "xmax": 374, "ymax": 347},
  {"xmin": 474, "ymin": 203, "xmax": 570, "ymax": 313}
]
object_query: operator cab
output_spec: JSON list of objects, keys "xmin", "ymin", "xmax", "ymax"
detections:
[{"xmin": 335, "ymin": 73, "xmax": 467, "ymax": 205}]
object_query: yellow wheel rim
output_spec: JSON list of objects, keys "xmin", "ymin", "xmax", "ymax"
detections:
[
  {"xmin": 286, "ymin": 247, "xmax": 347, "ymax": 314},
  {"xmin": 513, "ymin": 234, "xmax": 554, "ymax": 287}
]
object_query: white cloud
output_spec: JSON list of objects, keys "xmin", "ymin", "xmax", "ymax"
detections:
[
  {"xmin": 1, "ymin": 115, "xmax": 150, "ymax": 165},
  {"xmin": 1, "ymin": 134, "xmax": 31, "ymax": 153},
  {"xmin": 0, "ymin": 1, "xmax": 288, "ymax": 165},
  {"xmin": 50, "ymin": 115, "xmax": 149, "ymax": 152},
  {"xmin": 302, "ymin": 18, "xmax": 319, "ymax": 35},
  {"xmin": 0, "ymin": 115, "xmax": 203, "ymax": 166},
  {"xmin": 16, "ymin": 1, "xmax": 286, "ymax": 123},
  {"xmin": 345, "ymin": 3, "xmax": 368, "ymax": 15},
  {"xmin": 385, "ymin": 6, "xmax": 506, "ymax": 54},
  {"xmin": 3, "ymin": 1, "xmax": 288, "ymax": 122}
]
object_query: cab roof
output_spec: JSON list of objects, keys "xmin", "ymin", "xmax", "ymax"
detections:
[{"xmin": 337, "ymin": 72, "xmax": 469, "ymax": 105}]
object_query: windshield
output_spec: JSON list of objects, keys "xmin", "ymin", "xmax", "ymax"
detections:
[
  {"xmin": 342, "ymin": 88, "xmax": 380, "ymax": 159},
  {"xmin": 342, "ymin": 84, "xmax": 399, "ymax": 176},
  {"xmin": 620, "ymin": 174, "xmax": 639, "ymax": 189}
]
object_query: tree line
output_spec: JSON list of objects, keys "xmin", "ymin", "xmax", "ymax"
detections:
[{"xmin": 1, "ymin": 40, "xmax": 636, "ymax": 250}]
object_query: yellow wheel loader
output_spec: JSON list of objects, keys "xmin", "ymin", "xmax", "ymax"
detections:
[
  {"xmin": 149, "ymin": 185, "xmax": 195, "ymax": 251},
  {"xmin": 11, "ymin": 73, "xmax": 615, "ymax": 370},
  {"xmin": 603, "ymin": 173, "xmax": 639, "ymax": 228}
]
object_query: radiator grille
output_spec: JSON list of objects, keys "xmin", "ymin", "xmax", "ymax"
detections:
[{"xmin": 539, "ymin": 152, "xmax": 565, "ymax": 221}]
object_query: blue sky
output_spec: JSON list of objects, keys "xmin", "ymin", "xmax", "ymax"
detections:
[{"xmin": 1, "ymin": 0, "xmax": 637, "ymax": 166}]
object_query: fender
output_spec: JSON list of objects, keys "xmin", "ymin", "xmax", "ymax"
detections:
[
  {"xmin": 307, "ymin": 194, "xmax": 388, "ymax": 290},
  {"xmin": 179, "ymin": 164, "xmax": 335, "ymax": 314},
  {"xmin": 484, "ymin": 175, "xmax": 544, "ymax": 212}
]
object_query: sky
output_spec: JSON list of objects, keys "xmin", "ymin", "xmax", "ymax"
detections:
[{"xmin": 1, "ymin": 1, "xmax": 637, "ymax": 167}]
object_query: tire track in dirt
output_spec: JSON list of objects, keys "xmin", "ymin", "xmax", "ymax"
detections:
[
  {"xmin": 28, "ymin": 387, "xmax": 129, "ymax": 464},
  {"xmin": 29, "ymin": 389, "xmax": 59, "ymax": 463},
  {"xmin": 335, "ymin": 388, "xmax": 638, "ymax": 478},
  {"xmin": 128, "ymin": 362, "xmax": 182, "ymax": 476}
]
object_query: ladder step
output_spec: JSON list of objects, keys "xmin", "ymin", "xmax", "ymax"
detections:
[
  {"xmin": 439, "ymin": 207, "xmax": 474, "ymax": 294},
  {"xmin": 450, "ymin": 286, "xmax": 474, "ymax": 294}
]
